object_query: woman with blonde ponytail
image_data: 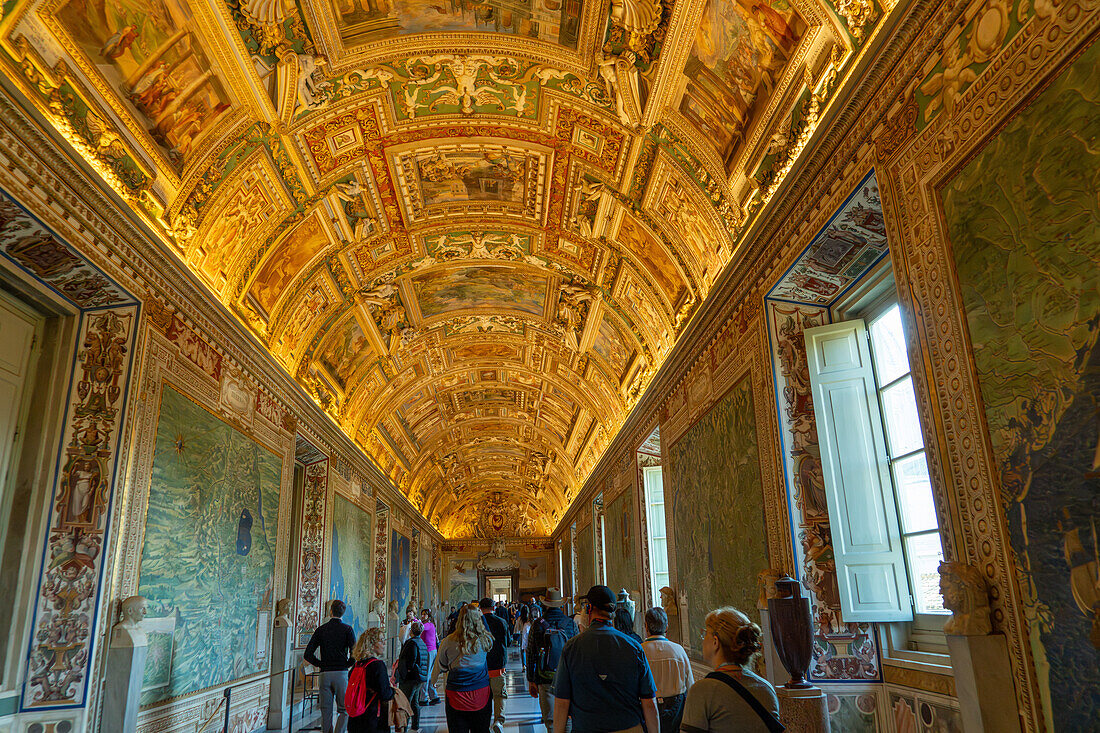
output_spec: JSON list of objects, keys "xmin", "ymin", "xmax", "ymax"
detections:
[
  {"xmin": 433, "ymin": 603, "xmax": 496, "ymax": 732},
  {"xmin": 680, "ymin": 607, "xmax": 783, "ymax": 733}
]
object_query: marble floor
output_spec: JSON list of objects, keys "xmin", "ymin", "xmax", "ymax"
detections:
[{"xmin": 290, "ymin": 649, "xmax": 546, "ymax": 733}]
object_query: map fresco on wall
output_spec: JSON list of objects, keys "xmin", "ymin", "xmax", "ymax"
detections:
[
  {"xmin": 329, "ymin": 496, "xmax": 373, "ymax": 636},
  {"xmin": 448, "ymin": 556, "xmax": 478, "ymax": 603},
  {"xmin": 55, "ymin": 0, "xmax": 232, "ymax": 167},
  {"xmin": 391, "ymin": 530, "xmax": 412, "ymax": 613},
  {"xmin": 680, "ymin": 0, "xmax": 806, "ymax": 167},
  {"xmin": 942, "ymin": 38, "xmax": 1100, "ymax": 731},
  {"xmin": 330, "ymin": 0, "xmax": 583, "ymax": 48},
  {"xmin": 137, "ymin": 385, "xmax": 282, "ymax": 704},
  {"xmin": 667, "ymin": 374, "xmax": 767, "ymax": 656},
  {"xmin": 603, "ymin": 491, "xmax": 638, "ymax": 595},
  {"xmin": 575, "ymin": 521, "xmax": 595, "ymax": 594}
]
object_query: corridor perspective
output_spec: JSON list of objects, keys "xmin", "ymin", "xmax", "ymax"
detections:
[{"xmin": 0, "ymin": 0, "xmax": 1097, "ymax": 730}]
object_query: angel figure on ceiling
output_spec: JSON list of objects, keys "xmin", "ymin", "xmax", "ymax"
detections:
[{"xmin": 598, "ymin": 50, "xmax": 645, "ymax": 128}]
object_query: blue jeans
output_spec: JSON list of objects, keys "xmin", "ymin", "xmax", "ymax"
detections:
[{"xmin": 422, "ymin": 649, "xmax": 440, "ymax": 702}]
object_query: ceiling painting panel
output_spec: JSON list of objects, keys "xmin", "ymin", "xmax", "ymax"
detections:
[
  {"xmin": 413, "ymin": 265, "xmax": 548, "ymax": 320},
  {"xmin": 611, "ymin": 207, "xmax": 688, "ymax": 311},
  {"xmin": 188, "ymin": 151, "xmax": 291, "ymax": 292},
  {"xmin": 44, "ymin": 0, "xmax": 235, "ymax": 174},
  {"xmin": 392, "ymin": 141, "xmax": 547, "ymax": 225},
  {"xmin": 5, "ymin": 0, "xmax": 878, "ymax": 538},
  {"xmin": 314, "ymin": 311, "xmax": 376, "ymax": 394},
  {"xmin": 330, "ymin": 0, "xmax": 585, "ymax": 49},
  {"xmin": 678, "ymin": 0, "xmax": 807, "ymax": 169},
  {"xmin": 246, "ymin": 210, "xmax": 333, "ymax": 320},
  {"xmin": 591, "ymin": 311, "xmax": 637, "ymax": 384},
  {"xmin": 449, "ymin": 339, "xmax": 528, "ymax": 364}
]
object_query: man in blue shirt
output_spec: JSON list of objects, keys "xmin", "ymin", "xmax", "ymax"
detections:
[{"xmin": 552, "ymin": 586, "xmax": 660, "ymax": 733}]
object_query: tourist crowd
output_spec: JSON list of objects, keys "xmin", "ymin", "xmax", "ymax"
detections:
[{"xmin": 303, "ymin": 587, "xmax": 782, "ymax": 733}]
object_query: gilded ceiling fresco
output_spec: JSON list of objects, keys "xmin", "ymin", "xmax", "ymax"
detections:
[{"xmin": 0, "ymin": 0, "xmax": 888, "ymax": 538}]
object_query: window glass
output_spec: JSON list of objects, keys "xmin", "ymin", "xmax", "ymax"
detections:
[
  {"xmin": 880, "ymin": 378, "xmax": 923, "ymax": 456},
  {"xmin": 906, "ymin": 532, "xmax": 947, "ymax": 614},
  {"xmin": 868, "ymin": 305, "xmax": 910, "ymax": 384},
  {"xmin": 892, "ymin": 454, "xmax": 938, "ymax": 534},
  {"xmin": 643, "ymin": 464, "xmax": 670, "ymax": 606},
  {"xmin": 867, "ymin": 303, "xmax": 948, "ymax": 620}
]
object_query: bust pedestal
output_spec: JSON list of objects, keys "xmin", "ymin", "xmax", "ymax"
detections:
[
  {"xmin": 777, "ymin": 686, "xmax": 829, "ymax": 733},
  {"xmin": 100, "ymin": 627, "xmax": 148, "ymax": 733},
  {"xmin": 947, "ymin": 633, "xmax": 1022, "ymax": 733},
  {"xmin": 266, "ymin": 621, "xmax": 292, "ymax": 730}
]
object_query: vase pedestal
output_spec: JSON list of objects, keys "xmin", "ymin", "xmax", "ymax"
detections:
[
  {"xmin": 777, "ymin": 686, "xmax": 829, "ymax": 733},
  {"xmin": 758, "ymin": 607, "xmax": 790, "ymax": 687}
]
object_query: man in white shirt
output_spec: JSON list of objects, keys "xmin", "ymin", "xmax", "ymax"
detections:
[{"xmin": 641, "ymin": 607, "xmax": 694, "ymax": 733}]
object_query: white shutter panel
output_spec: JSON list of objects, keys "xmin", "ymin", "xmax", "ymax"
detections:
[{"xmin": 805, "ymin": 320, "xmax": 912, "ymax": 622}]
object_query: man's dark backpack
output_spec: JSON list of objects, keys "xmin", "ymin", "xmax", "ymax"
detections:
[{"xmin": 529, "ymin": 618, "xmax": 569, "ymax": 684}]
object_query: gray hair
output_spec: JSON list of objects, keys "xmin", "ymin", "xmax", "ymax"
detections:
[{"xmin": 645, "ymin": 607, "xmax": 669, "ymax": 635}]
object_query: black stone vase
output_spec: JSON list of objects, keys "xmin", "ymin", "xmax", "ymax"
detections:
[{"xmin": 767, "ymin": 575, "xmax": 814, "ymax": 689}]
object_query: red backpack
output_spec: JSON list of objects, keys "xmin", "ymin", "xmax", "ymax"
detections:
[{"xmin": 345, "ymin": 660, "xmax": 380, "ymax": 717}]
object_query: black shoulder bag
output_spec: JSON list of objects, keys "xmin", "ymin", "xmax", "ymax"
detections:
[{"xmin": 705, "ymin": 671, "xmax": 785, "ymax": 733}]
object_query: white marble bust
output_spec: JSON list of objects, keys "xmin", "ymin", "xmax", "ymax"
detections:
[
  {"xmin": 274, "ymin": 598, "xmax": 292, "ymax": 628},
  {"xmin": 112, "ymin": 595, "xmax": 148, "ymax": 647}
]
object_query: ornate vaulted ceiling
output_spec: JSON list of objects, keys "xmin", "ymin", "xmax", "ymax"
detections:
[{"xmin": 1, "ymin": 0, "xmax": 886, "ymax": 537}]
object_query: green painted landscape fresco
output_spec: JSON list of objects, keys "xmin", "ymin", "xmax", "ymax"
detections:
[
  {"xmin": 329, "ymin": 496, "xmax": 373, "ymax": 636},
  {"xmin": 942, "ymin": 37, "xmax": 1100, "ymax": 730},
  {"xmin": 138, "ymin": 384, "xmax": 282, "ymax": 704},
  {"xmin": 575, "ymin": 521, "xmax": 595, "ymax": 594},
  {"xmin": 667, "ymin": 376, "xmax": 767, "ymax": 655},
  {"xmin": 603, "ymin": 491, "xmax": 638, "ymax": 597}
]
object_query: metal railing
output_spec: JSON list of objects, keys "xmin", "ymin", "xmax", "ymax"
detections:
[{"xmin": 195, "ymin": 663, "xmax": 318, "ymax": 733}]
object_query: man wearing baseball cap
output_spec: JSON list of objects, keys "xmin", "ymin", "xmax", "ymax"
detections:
[{"xmin": 551, "ymin": 585, "xmax": 659, "ymax": 733}]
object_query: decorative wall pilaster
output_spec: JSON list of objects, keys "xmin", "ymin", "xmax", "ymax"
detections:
[
  {"xmin": 295, "ymin": 458, "xmax": 329, "ymax": 647},
  {"xmin": 593, "ymin": 495, "xmax": 605, "ymax": 586},
  {"xmin": 23, "ymin": 306, "xmax": 140, "ymax": 710},
  {"xmin": 0, "ymin": 189, "xmax": 142, "ymax": 712},
  {"xmin": 373, "ymin": 502, "xmax": 390, "ymax": 620},
  {"xmin": 410, "ymin": 529, "xmax": 420, "ymax": 608}
]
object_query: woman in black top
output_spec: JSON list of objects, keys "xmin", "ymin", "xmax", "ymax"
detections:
[
  {"xmin": 348, "ymin": 628, "xmax": 395, "ymax": 733},
  {"xmin": 613, "ymin": 605, "xmax": 642, "ymax": 642}
]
